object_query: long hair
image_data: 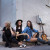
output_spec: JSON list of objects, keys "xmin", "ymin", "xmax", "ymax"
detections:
[
  {"xmin": 16, "ymin": 21, "xmax": 22, "ymax": 30},
  {"xmin": 26, "ymin": 20, "xmax": 33, "ymax": 30},
  {"xmin": 6, "ymin": 22, "xmax": 11, "ymax": 29}
]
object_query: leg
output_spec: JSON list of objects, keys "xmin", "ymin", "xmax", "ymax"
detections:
[
  {"xmin": 36, "ymin": 32, "xmax": 39, "ymax": 38},
  {"xmin": 3, "ymin": 34, "xmax": 9, "ymax": 47},
  {"xmin": 33, "ymin": 33, "xmax": 39, "ymax": 45},
  {"xmin": 12, "ymin": 36, "xmax": 23, "ymax": 46},
  {"xmin": 33, "ymin": 33, "xmax": 37, "ymax": 38},
  {"xmin": 30, "ymin": 37, "xmax": 50, "ymax": 44},
  {"xmin": 30, "ymin": 37, "xmax": 37, "ymax": 42}
]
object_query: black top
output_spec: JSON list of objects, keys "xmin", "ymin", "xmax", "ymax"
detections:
[
  {"xmin": 16, "ymin": 27, "xmax": 22, "ymax": 34},
  {"xmin": 3, "ymin": 27, "xmax": 12, "ymax": 37}
]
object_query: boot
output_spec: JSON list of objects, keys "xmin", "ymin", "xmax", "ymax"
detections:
[
  {"xmin": 8, "ymin": 43, "xmax": 12, "ymax": 48},
  {"xmin": 5, "ymin": 42, "xmax": 9, "ymax": 47},
  {"xmin": 37, "ymin": 38, "xmax": 50, "ymax": 44}
]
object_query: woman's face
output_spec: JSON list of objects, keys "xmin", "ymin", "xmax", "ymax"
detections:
[
  {"xmin": 5, "ymin": 23, "xmax": 8, "ymax": 27},
  {"xmin": 27, "ymin": 22, "xmax": 31, "ymax": 27},
  {"xmin": 18, "ymin": 21, "xmax": 22, "ymax": 26}
]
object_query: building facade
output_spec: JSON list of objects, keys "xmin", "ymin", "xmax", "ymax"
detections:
[{"xmin": 0, "ymin": 0, "xmax": 50, "ymax": 36}]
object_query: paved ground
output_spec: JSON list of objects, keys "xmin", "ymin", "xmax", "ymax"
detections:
[
  {"xmin": 0, "ymin": 45, "xmax": 50, "ymax": 50},
  {"xmin": 21, "ymin": 45, "xmax": 50, "ymax": 50},
  {"xmin": 0, "ymin": 31, "xmax": 50, "ymax": 50}
]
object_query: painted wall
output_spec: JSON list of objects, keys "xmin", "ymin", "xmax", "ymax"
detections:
[
  {"xmin": 16, "ymin": 0, "xmax": 50, "ymax": 36},
  {"xmin": 1, "ymin": 0, "xmax": 16, "ymax": 27},
  {"xmin": 0, "ymin": 0, "xmax": 1, "ymax": 25},
  {"xmin": 0, "ymin": 0, "xmax": 50, "ymax": 36}
]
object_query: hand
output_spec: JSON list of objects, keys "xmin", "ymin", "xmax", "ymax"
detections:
[{"xmin": 16, "ymin": 34, "xmax": 19, "ymax": 37}]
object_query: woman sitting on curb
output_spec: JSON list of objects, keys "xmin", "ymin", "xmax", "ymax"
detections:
[{"xmin": 22, "ymin": 20, "xmax": 50, "ymax": 45}]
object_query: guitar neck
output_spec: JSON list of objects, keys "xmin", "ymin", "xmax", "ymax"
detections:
[{"xmin": 42, "ymin": 25, "xmax": 45, "ymax": 34}]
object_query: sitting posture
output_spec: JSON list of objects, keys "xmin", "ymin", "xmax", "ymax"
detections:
[
  {"xmin": 2, "ymin": 22, "xmax": 27, "ymax": 48},
  {"xmin": 22, "ymin": 20, "xmax": 50, "ymax": 45},
  {"xmin": 12, "ymin": 19, "xmax": 28, "ymax": 48},
  {"xmin": 2, "ymin": 22, "xmax": 13, "ymax": 48}
]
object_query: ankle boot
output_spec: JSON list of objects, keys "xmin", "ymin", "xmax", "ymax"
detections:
[
  {"xmin": 37, "ymin": 38, "xmax": 48, "ymax": 44},
  {"xmin": 8, "ymin": 43, "xmax": 12, "ymax": 48}
]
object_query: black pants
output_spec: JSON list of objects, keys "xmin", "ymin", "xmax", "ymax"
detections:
[
  {"xmin": 11, "ymin": 35, "xmax": 27, "ymax": 44},
  {"xmin": 2, "ymin": 33, "xmax": 12, "ymax": 44},
  {"xmin": 11, "ymin": 36, "xmax": 18, "ymax": 44},
  {"xmin": 36, "ymin": 32, "xmax": 39, "ymax": 38},
  {"xmin": 17, "ymin": 35, "xmax": 24, "ymax": 42},
  {"xmin": 34, "ymin": 32, "xmax": 39, "ymax": 45}
]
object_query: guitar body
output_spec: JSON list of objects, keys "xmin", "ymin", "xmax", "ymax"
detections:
[{"xmin": 41, "ymin": 33, "xmax": 48, "ymax": 41}]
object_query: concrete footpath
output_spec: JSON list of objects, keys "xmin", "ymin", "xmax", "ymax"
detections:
[{"xmin": 0, "ymin": 45, "xmax": 50, "ymax": 50}]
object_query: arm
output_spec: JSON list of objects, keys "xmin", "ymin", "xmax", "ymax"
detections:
[
  {"xmin": 33, "ymin": 29, "xmax": 39, "ymax": 33},
  {"xmin": 22, "ymin": 27, "xmax": 30, "ymax": 39},
  {"xmin": 33, "ymin": 29, "xmax": 42, "ymax": 33},
  {"xmin": 22, "ymin": 27, "xmax": 28, "ymax": 33},
  {"xmin": 2, "ymin": 27, "xmax": 5, "ymax": 33},
  {"xmin": 10, "ymin": 27, "xmax": 15, "ymax": 36},
  {"xmin": 33, "ymin": 29, "xmax": 39, "ymax": 38}
]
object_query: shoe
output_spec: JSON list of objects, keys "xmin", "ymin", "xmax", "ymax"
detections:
[
  {"xmin": 19, "ymin": 45, "xmax": 23, "ymax": 48},
  {"xmin": 22, "ymin": 44, "xmax": 26, "ymax": 47},
  {"xmin": 8, "ymin": 43, "xmax": 12, "ymax": 48},
  {"xmin": 5, "ymin": 43, "xmax": 9, "ymax": 47}
]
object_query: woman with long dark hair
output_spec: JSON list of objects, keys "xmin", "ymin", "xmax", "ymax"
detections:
[
  {"xmin": 13, "ymin": 19, "xmax": 28, "ymax": 47},
  {"xmin": 22, "ymin": 20, "xmax": 50, "ymax": 45}
]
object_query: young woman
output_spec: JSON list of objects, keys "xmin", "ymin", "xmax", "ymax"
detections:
[
  {"xmin": 22, "ymin": 20, "xmax": 50, "ymax": 45},
  {"xmin": 2, "ymin": 22, "xmax": 24, "ymax": 48},
  {"xmin": 13, "ymin": 19, "xmax": 28, "ymax": 47},
  {"xmin": 2, "ymin": 22, "xmax": 13, "ymax": 48}
]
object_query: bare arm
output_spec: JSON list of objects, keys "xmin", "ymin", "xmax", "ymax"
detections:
[
  {"xmin": 10, "ymin": 27, "xmax": 15, "ymax": 36},
  {"xmin": 16, "ymin": 32, "xmax": 30, "ymax": 39}
]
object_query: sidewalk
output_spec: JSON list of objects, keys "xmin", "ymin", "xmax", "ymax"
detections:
[{"xmin": 0, "ymin": 45, "xmax": 50, "ymax": 50}]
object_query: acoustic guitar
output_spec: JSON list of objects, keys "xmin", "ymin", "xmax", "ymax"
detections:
[
  {"xmin": 41, "ymin": 25, "xmax": 48, "ymax": 41},
  {"xmin": 36, "ymin": 16, "xmax": 48, "ymax": 41},
  {"xmin": 39, "ymin": 18, "xmax": 48, "ymax": 41}
]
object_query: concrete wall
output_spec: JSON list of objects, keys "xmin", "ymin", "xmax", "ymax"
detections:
[
  {"xmin": 1, "ymin": 0, "xmax": 16, "ymax": 27},
  {"xmin": 0, "ymin": 0, "xmax": 50, "ymax": 36},
  {"xmin": 0, "ymin": 0, "xmax": 1, "ymax": 26},
  {"xmin": 16, "ymin": 0, "xmax": 50, "ymax": 36}
]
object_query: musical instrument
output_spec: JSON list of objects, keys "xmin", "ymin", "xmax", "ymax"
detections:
[
  {"xmin": 41, "ymin": 25, "xmax": 48, "ymax": 41},
  {"xmin": 36, "ymin": 16, "xmax": 48, "ymax": 41},
  {"xmin": 39, "ymin": 18, "xmax": 48, "ymax": 41}
]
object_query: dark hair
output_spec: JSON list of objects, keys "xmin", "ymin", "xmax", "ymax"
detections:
[
  {"xmin": 15, "ymin": 20, "xmax": 22, "ymax": 30},
  {"xmin": 27, "ymin": 20, "xmax": 33, "ymax": 30},
  {"xmin": 15, "ymin": 19, "xmax": 23, "ymax": 25}
]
